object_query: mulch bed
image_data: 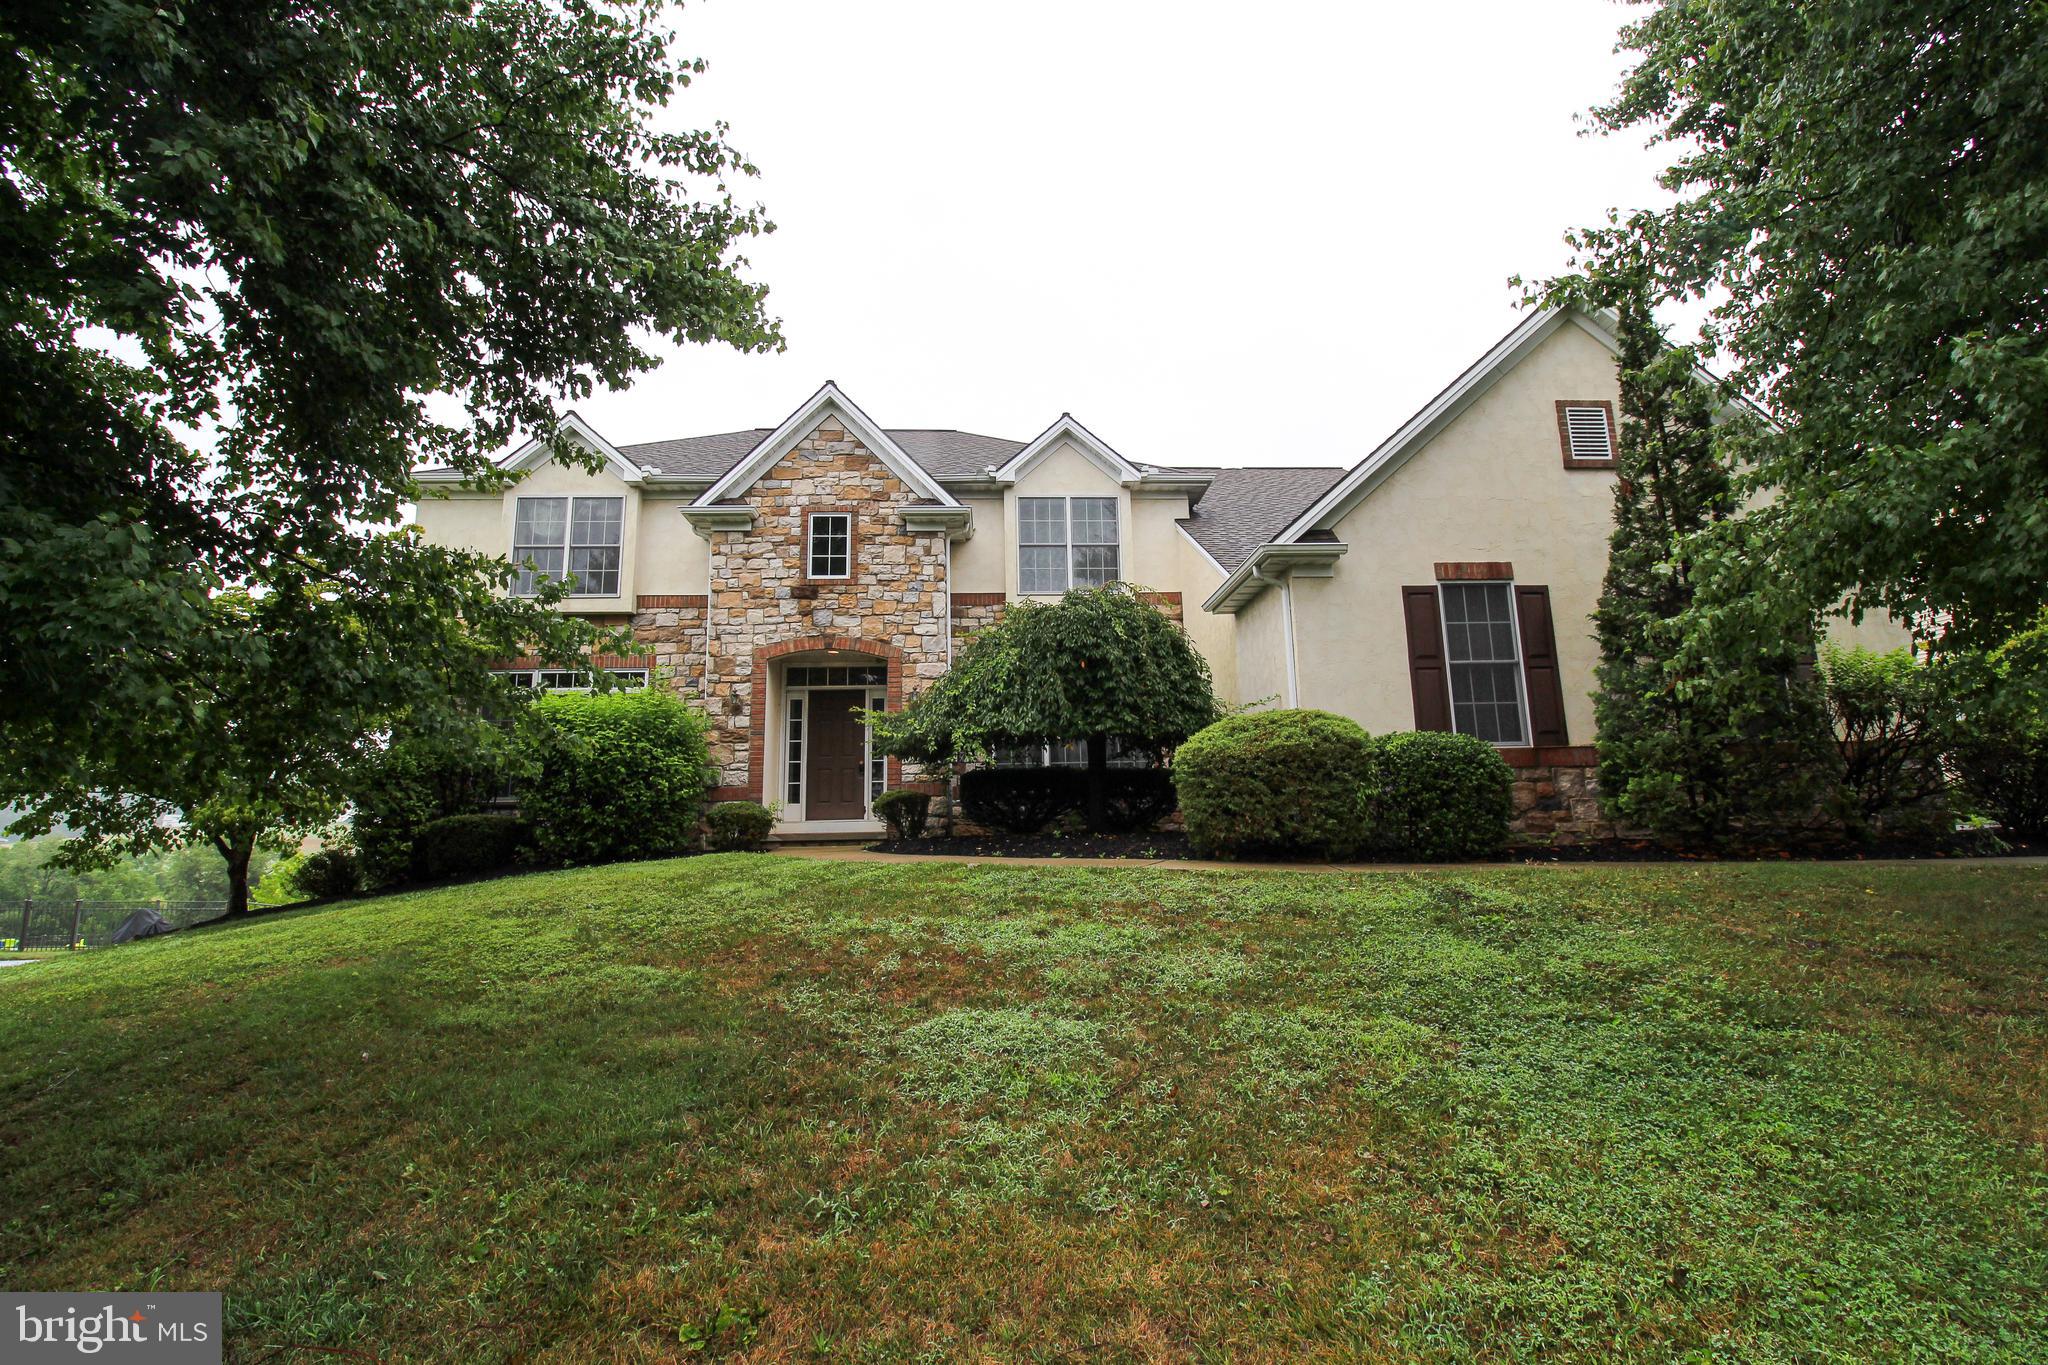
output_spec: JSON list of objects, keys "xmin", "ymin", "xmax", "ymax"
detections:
[{"xmin": 867, "ymin": 832, "xmax": 2043, "ymax": 863}]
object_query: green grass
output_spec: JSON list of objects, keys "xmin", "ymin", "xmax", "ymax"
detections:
[{"xmin": 1, "ymin": 857, "xmax": 2044, "ymax": 1362}]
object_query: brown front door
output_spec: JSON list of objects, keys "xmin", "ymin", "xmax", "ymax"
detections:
[{"xmin": 805, "ymin": 690, "xmax": 869, "ymax": 820}]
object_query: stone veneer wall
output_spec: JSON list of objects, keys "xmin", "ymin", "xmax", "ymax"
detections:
[
  {"xmin": 630, "ymin": 595, "xmax": 708, "ymax": 696},
  {"xmin": 1505, "ymin": 749, "xmax": 1635, "ymax": 844},
  {"xmin": 702, "ymin": 422, "xmax": 952, "ymax": 797}
]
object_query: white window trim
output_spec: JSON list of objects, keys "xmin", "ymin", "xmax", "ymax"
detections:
[
  {"xmin": 806, "ymin": 511, "xmax": 852, "ymax": 580},
  {"xmin": 781, "ymin": 681, "xmax": 888, "ymax": 823},
  {"xmin": 511, "ymin": 494, "xmax": 624, "ymax": 598},
  {"xmin": 494, "ymin": 667, "xmax": 649, "ymax": 693},
  {"xmin": 1436, "ymin": 580, "xmax": 1532, "ymax": 748},
  {"xmin": 1017, "ymin": 494, "xmax": 1121, "ymax": 596}
]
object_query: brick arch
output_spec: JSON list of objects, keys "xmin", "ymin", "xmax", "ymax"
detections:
[{"xmin": 746, "ymin": 634, "xmax": 908, "ymax": 802}]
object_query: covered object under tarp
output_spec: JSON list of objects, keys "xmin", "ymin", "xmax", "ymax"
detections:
[{"xmin": 112, "ymin": 907, "xmax": 176, "ymax": 943}]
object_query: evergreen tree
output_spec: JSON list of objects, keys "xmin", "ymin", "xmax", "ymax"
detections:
[{"xmin": 1586, "ymin": 272, "xmax": 1825, "ymax": 842}]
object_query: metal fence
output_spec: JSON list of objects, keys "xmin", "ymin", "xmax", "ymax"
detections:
[{"xmin": 5, "ymin": 899, "xmax": 227, "ymax": 953}]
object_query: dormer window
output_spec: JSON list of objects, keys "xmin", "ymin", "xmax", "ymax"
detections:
[
  {"xmin": 807, "ymin": 511, "xmax": 852, "ymax": 579},
  {"xmin": 512, "ymin": 495, "xmax": 622, "ymax": 596},
  {"xmin": 1556, "ymin": 401, "xmax": 1617, "ymax": 467},
  {"xmin": 1019, "ymin": 496, "xmax": 1119, "ymax": 594}
]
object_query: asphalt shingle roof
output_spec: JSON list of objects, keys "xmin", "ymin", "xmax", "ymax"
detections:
[
  {"xmin": 1176, "ymin": 465, "xmax": 1346, "ymax": 572},
  {"xmin": 616, "ymin": 429, "xmax": 1030, "ymax": 481}
]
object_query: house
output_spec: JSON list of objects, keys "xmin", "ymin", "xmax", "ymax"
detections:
[{"xmin": 413, "ymin": 303, "xmax": 1899, "ymax": 839}]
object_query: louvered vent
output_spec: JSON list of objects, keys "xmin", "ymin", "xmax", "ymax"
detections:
[{"xmin": 1563, "ymin": 406, "xmax": 1613, "ymax": 462}]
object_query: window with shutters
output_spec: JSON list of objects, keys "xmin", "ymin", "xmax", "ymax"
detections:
[
  {"xmin": 512, "ymin": 496, "xmax": 623, "ymax": 596},
  {"xmin": 1438, "ymin": 582, "xmax": 1530, "ymax": 745},
  {"xmin": 806, "ymin": 511, "xmax": 852, "ymax": 579},
  {"xmin": 1555, "ymin": 400, "xmax": 1617, "ymax": 467},
  {"xmin": 1018, "ymin": 496, "xmax": 1119, "ymax": 594}
]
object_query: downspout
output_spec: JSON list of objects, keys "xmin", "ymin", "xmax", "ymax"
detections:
[{"xmin": 1250, "ymin": 560, "xmax": 1301, "ymax": 709}]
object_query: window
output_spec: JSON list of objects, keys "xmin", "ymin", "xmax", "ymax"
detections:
[
  {"xmin": 807, "ymin": 512, "xmax": 851, "ymax": 579},
  {"xmin": 1438, "ymin": 583, "xmax": 1528, "ymax": 744},
  {"xmin": 494, "ymin": 668, "xmax": 647, "ymax": 692},
  {"xmin": 1018, "ymin": 496, "xmax": 1119, "ymax": 593},
  {"xmin": 1556, "ymin": 401, "xmax": 1616, "ymax": 466},
  {"xmin": 511, "ymin": 496, "xmax": 623, "ymax": 596},
  {"xmin": 994, "ymin": 736, "xmax": 1151, "ymax": 768},
  {"xmin": 785, "ymin": 695, "xmax": 805, "ymax": 805},
  {"xmin": 785, "ymin": 665, "xmax": 886, "ymax": 688}
]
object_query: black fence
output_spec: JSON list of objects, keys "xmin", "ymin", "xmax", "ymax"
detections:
[{"xmin": 5, "ymin": 899, "xmax": 226, "ymax": 953}]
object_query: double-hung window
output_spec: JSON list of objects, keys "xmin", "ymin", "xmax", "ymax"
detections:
[
  {"xmin": 511, "ymin": 496, "xmax": 623, "ymax": 597},
  {"xmin": 807, "ymin": 512, "xmax": 851, "ymax": 579},
  {"xmin": 1438, "ymin": 582, "xmax": 1529, "ymax": 745},
  {"xmin": 1018, "ymin": 496, "xmax": 1119, "ymax": 594}
]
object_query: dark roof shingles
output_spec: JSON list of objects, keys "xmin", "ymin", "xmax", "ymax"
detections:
[{"xmin": 1176, "ymin": 466, "xmax": 1346, "ymax": 572}]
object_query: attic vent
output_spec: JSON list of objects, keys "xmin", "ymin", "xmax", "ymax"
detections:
[{"xmin": 1556, "ymin": 402, "xmax": 1616, "ymax": 466}]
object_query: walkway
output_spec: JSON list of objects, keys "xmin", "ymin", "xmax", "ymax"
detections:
[{"xmin": 772, "ymin": 846, "xmax": 2048, "ymax": 874}]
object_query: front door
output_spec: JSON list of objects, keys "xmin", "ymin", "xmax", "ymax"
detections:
[{"xmin": 805, "ymin": 690, "xmax": 869, "ymax": 820}]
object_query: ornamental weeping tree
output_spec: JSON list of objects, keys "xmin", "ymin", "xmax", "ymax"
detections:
[
  {"xmin": 1559, "ymin": 267, "xmax": 1827, "ymax": 842},
  {"xmin": 869, "ymin": 586, "xmax": 1220, "ymax": 833}
]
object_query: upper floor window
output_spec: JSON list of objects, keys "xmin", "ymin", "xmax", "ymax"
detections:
[
  {"xmin": 1018, "ymin": 496, "xmax": 1119, "ymax": 594},
  {"xmin": 511, "ymin": 496, "xmax": 623, "ymax": 596},
  {"xmin": 494, "ymin": 668, "xmax": 648, "ymax": 692},
  {"xmin": 1555, "ymin": 401, "xmax": 1617, "ymax": 467},
  {"xmin": 1438, "ymin": 582, "xmax": 1528, "ymax": 744},
  {"xmin": 807, "ymin": 511, "xmax": 851, "ymax": 579}
]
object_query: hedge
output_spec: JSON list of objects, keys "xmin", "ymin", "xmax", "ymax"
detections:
[
  {"xmin": 872, "ymin": 789, "xmax": 932, "ymax": 840},
  {"xmin": 409, "ymin": 813, "xmax": 531, "ymax": 882},
  {"xmin": 705, "ymin": 801, "xmax": 774, "ymax": 851},
  {"xmin": 523, "ymin": 690, "xmax": 713, "ymax": 865},
  {"xmin": 1173, "ymin": 710, "xmax": 1374, "ymax": 859},
  {"xmin": 1364, "ymin": 731, "xmax": 1514, "ymax": 860},
  {"xmin": 959, "ymin": 767, "xmax": 1178, "ymax": 835}
]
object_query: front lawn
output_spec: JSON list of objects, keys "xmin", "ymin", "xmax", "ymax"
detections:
[{"xmin": 1, "ymin": 858, "xmax": 2043, "ymax": 1360}]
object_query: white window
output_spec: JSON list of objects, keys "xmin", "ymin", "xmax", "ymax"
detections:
[
  {"xmin": 807, "ymin": 512, "xmax": 851, "ymax": 579},
  {"xmin": 1561, "ymin": 404, "xmax": 1615, "ymax": 463},
  {"xmin": 1018, "ymin": 496, "xmax": 1119, "ymax": 594},
  {"xmin": 994, "ymin": 737, "xmax": 1150, "ymax": 768},
  {"xmin": 494, "ymin": 668, "xmax": 648, "ymax": 692},
  {"xmin": 1438, "ymin": 583, "xmax": 1529, "ymax": 745},
  {"xmin": 511, "ymin": 495, "xmax": 622, "ymax": 596}
]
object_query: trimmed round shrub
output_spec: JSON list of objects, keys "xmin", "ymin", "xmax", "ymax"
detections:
[
  {"xmin": 348, "ymin": 719, "xmax": 523, "ymax": 888},
  {"xmin": 706, "ymin": 801, "xmax": 774, "ymax": 851},
  {"xmin": 1172, "ymin": 710, "xmax": 1374, "ymax": 859},
  {"xmin": 410, "ymin": 813, "xmax": 531, "ymax": 882},
  {"xmin": 872, "ymin": 789, "xmax": 933, "ymax": 840},
  {"xmin": 1364, "ymin": 731, "xmax": 1514, "ymax": 860},
  {"xmin": 960, "ymin": 768, "xmax": 1085, "ymax": 833},
  {"xmin": 294, "ymin": 845, "xmax": 363, "ymax": 900},
  {"xmin": 523, "ymin": 690, "xmax": 713, "ymax": 865}
]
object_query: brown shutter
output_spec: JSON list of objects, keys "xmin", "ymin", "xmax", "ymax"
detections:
[
  {"xmin": 1514, "ymin": 585, "xmax": 1569, "ymax": 747},
  {"xmin": 1401, "ymin": 586, "xmax": 1452, "ymax": 731}
]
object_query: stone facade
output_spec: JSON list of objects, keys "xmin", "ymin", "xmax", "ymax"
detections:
[
  {"xmin": 698, "ymin": 422, "xmax": 952, "ymax": 798},
  {"xmin": 1505, "ymin": 751, "xmax": 1635, "ymax": 844},
  {"xmin": 630, "ymin": 595, "xmax": 708, "ymax": 696}
]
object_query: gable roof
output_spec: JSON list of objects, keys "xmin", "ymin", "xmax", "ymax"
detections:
[
  {"xmin": 416, "ymin": 410, "xmax": 647, "ymax": 486},
  {"xmin": 1176, "ymin": 466, "xmax": 1346, "ymax": 572},
  {"xmin": 694, "ymin": 382, "xmax": 962, "ymax": 507},
  {"xmin": 617, "ymin": 427, "xmax": 1030, "ymax": 482},
  {"xmin": 995, "ymin": 414, "xmax": 1145, "ymax": 483}
]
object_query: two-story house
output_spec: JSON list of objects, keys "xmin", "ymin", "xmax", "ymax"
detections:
[{"xmin": 414, "ymin": 303, "xmax": 1901, "ymax": 840}]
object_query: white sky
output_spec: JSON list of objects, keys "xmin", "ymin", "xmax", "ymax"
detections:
[{"xmin": 573, "ymin": 0, "xmax": 1675, "ymax": 469}]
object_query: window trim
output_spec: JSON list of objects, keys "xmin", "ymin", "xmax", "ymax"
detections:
[
  {"xmin": 493, "ymin": 667, "xmax": 649, "ymax": 692},
  {"xmin": 1555, "ymin": 400, "xmax": 1618, "ymax": 469},
  {"xmin": 1436, "ymin": 580, "xmax": 1533, "ymax": 748},
  {"xmin": 803, "ymin": 509, "xmax": 855, "ymax": 582},
  {"xmin": 511, "ymin": 494, "xmax": 625, "ymax": 597},
  {"xmin": 1017, "ymin": 494, "xmax": 1121, "ymax": 596}
]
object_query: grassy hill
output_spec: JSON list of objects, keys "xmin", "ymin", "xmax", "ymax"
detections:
[{"xmin": 1, "ymin": 856, "xmax": 2044, "ymax": 1361}]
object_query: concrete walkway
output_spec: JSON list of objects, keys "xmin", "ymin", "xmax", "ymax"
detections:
[{"xmin": 772, "ymin": 846, "xmax": 2048, "ymax": 874}]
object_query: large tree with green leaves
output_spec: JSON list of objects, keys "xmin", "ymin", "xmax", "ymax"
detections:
[
  {"xmin": 1, "ymin": 0, "xmax": 779, "ymax": 824},
  {"xmin": 870, "ymin": 586, "xmax": 1220, "ymax": 832},
  {"xmin": 1558, "ymin": 0, "xmax": 2048, "ymax": 651}
]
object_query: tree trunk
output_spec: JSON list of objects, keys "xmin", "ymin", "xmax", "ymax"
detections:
[
  {"xmin": 221, "ymin": 837, "xmax": 254, "ymax": 918},
  {"xmin": 1085, "ymin": 733, "xmax": 1109, "ymax": 834}
]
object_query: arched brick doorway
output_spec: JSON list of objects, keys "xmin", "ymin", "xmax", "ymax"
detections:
[{"xmin": 747, "ymin": 635, "xmax": 905, "ymax": 818}]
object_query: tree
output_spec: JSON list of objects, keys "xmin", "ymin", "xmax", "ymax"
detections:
[
  {"xmin": 1557, "ymin": 0, "xmax": 2048, "ymax": 650},
  {"xmin": 1561, "ymin": 267, "xmax": 1827, "ymax": 841},
  {"xmin": 1, "ymin": 0, "xmax": 780, "ymax": 807},
  {"xmin": 0, "ymin": 535, "xmax": 607, "ymax": 916},
  {"xmin": 869, "ymin": 586, "xmax": 1220, "ymax": 832}
]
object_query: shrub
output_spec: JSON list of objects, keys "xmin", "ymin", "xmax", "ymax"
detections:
[
  {"xmin": 410, "ymin": 813, "xmax": 530, "ymax": 882},
  {"xmin": 1364, "ymin": 731, "xmax": 1514, "ymax": 860},
  {"xmin": 960, "ymin": 768, "xmax": 1086, "ymax": 834},
  {"xmin": 705, "ymin": 801, "xmax": 774, "ymax": 851},
  {"xmin": 1099, "ymin": 769, "xmax": 1178, "ymax": 833},
  {"xmin": 872, "ymin": 789, "xmax": 932, "ymax": 840},
  {"xmin": 1173, "ymin": 710, "xmax": 1373, "ymax": 859},
  {"xmin": 294, "ymin": 845, "xmax": 363, "ymax": 900},
  {"xmin": 1816, "ymin": 644, "xmax": 1959, "ymax": 838},
  {"xmin": 523, "ymin": 690, "xmax": 712, "ymax": 865},
  {"xmin": 348, "ymin": 718, "xmax": 524, "ymax": 887}
]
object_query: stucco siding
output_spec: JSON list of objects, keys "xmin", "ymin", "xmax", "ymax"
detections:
[{"xmin": 1233, "ymin": 587, "xmax": 1291, "ymax": 711}]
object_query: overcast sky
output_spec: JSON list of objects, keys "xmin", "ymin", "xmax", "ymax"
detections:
[{"xmin": 572, "ymin": 0, "xmax": 1675, "ymax": 469}]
